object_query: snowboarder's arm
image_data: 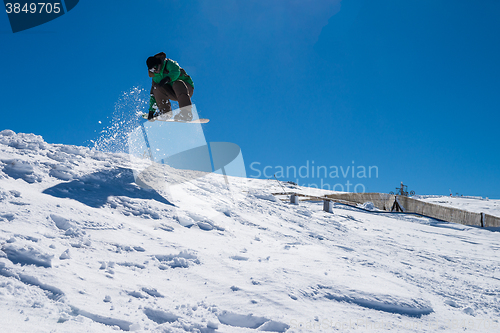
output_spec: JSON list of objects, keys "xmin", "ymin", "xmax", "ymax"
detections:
[
  {"xmin": 148, "ymin": 95, "xmax": 156, "ymax": 113},
  {"xmin": 164, "ymin": 59, "xmax": 181, "ymax": 83}
]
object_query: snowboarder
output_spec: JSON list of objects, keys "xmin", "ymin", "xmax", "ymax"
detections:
[{"xmin": 146, "ymin": 52, "xmax": 194, "ymax": 121}]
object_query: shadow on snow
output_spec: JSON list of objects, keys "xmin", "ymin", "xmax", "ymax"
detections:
[{"xmin": 42, "ymin": 167, "xmax": 173, "ymax": 208}]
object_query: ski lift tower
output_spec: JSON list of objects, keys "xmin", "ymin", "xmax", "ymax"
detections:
[{"xmin": 389, "ymin": 182, "xmax": 415, "ymax": 196}]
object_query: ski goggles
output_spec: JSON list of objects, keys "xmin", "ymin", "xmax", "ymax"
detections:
[{"xmin": 149, "ymin": 65, "xmax": 161, "ymax": 73}]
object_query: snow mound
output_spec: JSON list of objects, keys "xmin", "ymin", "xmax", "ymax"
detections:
[
  {"xmin": 217, "ymin": 311, "xmax": 289, "ymax": 332},
  {"xmin": 358, "ymin": 201, "xmax": 377, "ymax": 211},
  {"xmin": 2, "ymin": 159, "xmax": 39, "ymax": 183},
  {"xmin": 155, "ymin": 251, "xmax": 200, "ymax": 269},
  {"xmin": 321, "ymin": 286, "xmax": 433, "ymax": 318},
  {"xmin": 2, "ymin": 244, "xmax": 53, "ymax": 268}
]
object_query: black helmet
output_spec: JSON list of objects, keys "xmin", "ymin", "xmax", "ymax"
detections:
[{"xmin": 146, "ymin": 56, "xmax": 162, "ymax": 70}]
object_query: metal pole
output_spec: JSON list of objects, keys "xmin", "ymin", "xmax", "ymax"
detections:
[{"xmin": 274, "ymin": 174, "xmax": 287, "ymax": 194}]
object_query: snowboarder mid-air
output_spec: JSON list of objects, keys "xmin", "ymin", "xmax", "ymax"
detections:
[{"xmin": 146, "ymin": 52, "xmax": 194, "ymax": 121}]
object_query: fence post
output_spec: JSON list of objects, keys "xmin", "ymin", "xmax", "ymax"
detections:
[
  {"xmin": 323, "ymin": 199, "xmax": 333, "ymax": 213},
  {"xmin": 481, "ymin": 213, "xmax": 485, "ymax": 228},
  {"xmin": 290, "ymin": 194, "xmax": 299, "ymax": 205}
]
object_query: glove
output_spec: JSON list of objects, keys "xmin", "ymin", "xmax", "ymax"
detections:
[
  {"xmin": 159, "ymin": 76, "xmax": 171, "ymax": 86},
  {"xmin": 147, "ymin": 111, "xmax": 155, "ymax": 120}
]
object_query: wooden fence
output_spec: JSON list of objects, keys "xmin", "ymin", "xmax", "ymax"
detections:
[{"xmin": 276, "ymin": 192, "xmax": 500, "ymax": 228}]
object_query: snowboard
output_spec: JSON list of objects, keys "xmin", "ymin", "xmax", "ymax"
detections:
[{"xmin": 141, "ymin": 113, "xmax": 209, "ymax": 124}]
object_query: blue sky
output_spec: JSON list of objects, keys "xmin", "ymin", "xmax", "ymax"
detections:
[{"xmin": 1, "ymin": 0, "xmax": 499, "ymax": 198}]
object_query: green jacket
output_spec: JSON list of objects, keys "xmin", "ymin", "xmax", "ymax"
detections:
[{"xmin": 149, "ymin": 59, "xmax": 194, "ymax": 112}]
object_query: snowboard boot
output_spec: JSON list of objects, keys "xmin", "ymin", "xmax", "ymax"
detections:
[
  {"xmin": 157, "ymin": 109, "xmax": 173, "ymax": 120},
  {"xmin": 174, "ymin": 106, "xmax": 193, "ymax": 121}
]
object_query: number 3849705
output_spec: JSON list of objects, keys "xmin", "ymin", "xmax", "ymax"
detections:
[{"xmin": 5, "ymin": 3, "xmax": 62, "ymax": 14}]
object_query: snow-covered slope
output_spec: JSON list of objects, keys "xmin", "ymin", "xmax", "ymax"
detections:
[{"xmin": 1, "ymin": 130, "xmax": 499, "ymax": 332}]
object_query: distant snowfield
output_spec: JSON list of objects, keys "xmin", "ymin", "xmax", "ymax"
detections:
[
  {"xmin": 1, "ymin": 130, "xmax": 499, "ymax": 332},
  {"xmin": 414, "ymin": 195, "xmax": 500, "ymax": 217}
]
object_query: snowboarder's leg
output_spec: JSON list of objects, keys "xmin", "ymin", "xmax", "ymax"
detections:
[
  {"xmin": 172, "ymin": 81, "xmax": 194, "ymax": 121},
  {"xmin": 151, "ymin": 82, "xmax": 172, "ymax": 116},
  {"xmin": 172, "ymin": 80, "xmax": 194, "ymax": 109}
]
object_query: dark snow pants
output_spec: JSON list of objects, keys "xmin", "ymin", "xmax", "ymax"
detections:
[{"xmin": 150, "ymin": 80, "xmax": 194, "ymax": 113}]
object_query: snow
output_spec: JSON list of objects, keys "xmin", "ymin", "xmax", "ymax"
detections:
[
  {"xmin": 414, "ymin": 195, "xmax": 500, "ymax": 216},
  {"xmin": 1, "ymin": 130, "xmax": 500, "ymax": 332}
]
